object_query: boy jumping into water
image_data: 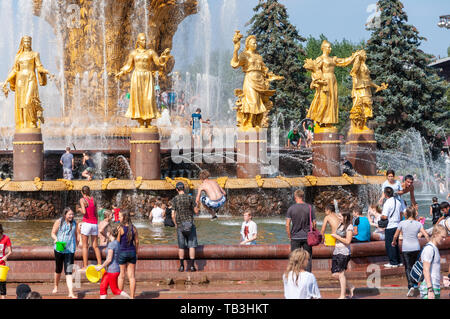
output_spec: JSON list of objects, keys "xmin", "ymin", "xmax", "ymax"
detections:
[{"xmin": 195, "ymin": 170, "xmax": 226, "ymax": 220}]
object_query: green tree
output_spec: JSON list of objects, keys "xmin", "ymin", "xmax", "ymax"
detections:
[
  {"xmin": 365, "ymin": 0, "xmax": 449, "ymax": 156},
  {"xmin": 246, "ymin": 0, "xmax": 309, "ymax": 128}
]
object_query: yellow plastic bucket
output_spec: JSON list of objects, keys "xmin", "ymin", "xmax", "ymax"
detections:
[
  {"xmin": 0, "ymin": 265, "xmax": 9, "ymax": 282},
  {"xmin": 85, "ymin": 265, "xmax": 105, "ymax": 283},
  {"xmin": 324, "ymin": 234, "xmax": 336, "ymax": 246}
]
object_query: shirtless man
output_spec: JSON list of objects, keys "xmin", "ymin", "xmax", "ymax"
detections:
[
  {"xmin": 195, "ymin": 170, "xmax": 226, "ymax": 220},
  {"xmin": 398, "ymin": 174, "xmax": 417, "ymax": 209},
  {"xmin": 320, "ymin": 204, "xmax": 342, "ymax": 237}
]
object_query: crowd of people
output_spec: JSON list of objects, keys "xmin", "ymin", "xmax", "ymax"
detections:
[
  {"xmin": 0, "ymin": 168, "xmax": 449, "ymax": 299},
  {"xmin": 0, "ymin": 169, "xmax": 232, "ymax": 299},
  {"xmin": 283, "ymin": 169, "xmax": 450, "ymax": 299}
]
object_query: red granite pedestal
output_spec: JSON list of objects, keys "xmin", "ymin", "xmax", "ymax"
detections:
[
  {"xmin": 312, "ymin": 126, "xmax": 341, "ymax": 177},
  {"xmin": 236, "ymin": 128, "xmax": 267, "ymax": 178},
  {"xmin": 346, "ymin": 127, "xmax": 377, "ymax": 176},
  {"xmin": 130, "ymin": 126, "xmax": 161, "ymax": 180},
  {"xmin": 13, "ymin": 128, "xmax": 44, "ymax": 181}
]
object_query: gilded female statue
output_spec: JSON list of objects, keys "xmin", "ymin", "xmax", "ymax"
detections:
[
  {"xmin": 115, "ymin": 33, "xmax": 172, "ymax": 128},
  {"xmin": 2, "ymin": 36, "xmax": 49, "ymax": 129},
  {"xmin": 305, "ymin": 40, "xmax": 357, "ymax": 128},
  {"xmin": 231, "ymin": 31, "xmax": 283, "ymax": 129},
  {"xmin": 349, "ymin": 49, "xmax": 387, "ymax": 131}
]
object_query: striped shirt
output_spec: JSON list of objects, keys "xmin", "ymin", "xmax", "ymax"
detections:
[{"xmin": 55, "ymin": 220, "xmax": 77, "ymax": 254}]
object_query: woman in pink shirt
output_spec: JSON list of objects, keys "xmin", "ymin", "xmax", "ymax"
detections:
[{"xmin": 79, "ymin": 186, "xmax": 102, "ymax": 269}]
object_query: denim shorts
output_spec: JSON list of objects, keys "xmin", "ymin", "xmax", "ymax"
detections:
[
  {"xmin": 176, "ymin": 224, "xmax": 198, "ymax": 249},
  {"xmin": 192, "ymin": 127, "xmax": 201, "ymax": 136},
  {"xmin": 118, "ymin": 250, "xmax": 137, "ymax": 265},
  {"xmin": 63, "ymin": 168, "xmax": 73, "ymax": 180}
]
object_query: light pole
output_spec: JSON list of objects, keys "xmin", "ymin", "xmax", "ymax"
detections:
[{"xmin": 438, "ymin": 15, "xmax": 450, "ymax": 29}]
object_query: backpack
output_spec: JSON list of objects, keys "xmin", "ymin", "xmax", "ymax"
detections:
[{"xmin": 410, "ymin": 244, "xmax": 435, "ymax": 284}]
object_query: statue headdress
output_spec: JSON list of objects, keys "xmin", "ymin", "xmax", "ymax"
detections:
[
  {"xmin": 135, "ymin": 33, "xmax": 146, "ymax": 49},
  {"xmin": 16, "ymin": 36, "xmax": 32, "ymax": 56}
]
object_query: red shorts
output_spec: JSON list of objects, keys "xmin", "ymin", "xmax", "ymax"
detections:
[{"xmin": 100, "ymin": 272, "xmax": 122, "ymax": 296}]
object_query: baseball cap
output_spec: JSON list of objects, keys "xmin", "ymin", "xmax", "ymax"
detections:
[
  {"xmin": 16, "ymin": 284, "xmax": 31, "ymax": 299},
  {"xmin": 175, "ymin": 182, "xmax": 185, "ymax": 190}
]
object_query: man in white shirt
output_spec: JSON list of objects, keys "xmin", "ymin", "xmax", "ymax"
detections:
[
  {"xmin": 240, "ymin": 211, "xmax": 257, "ymax": 245},
  {"xmin": 380, "ymin": 186, "xmax": 402, "ymax": 268}
]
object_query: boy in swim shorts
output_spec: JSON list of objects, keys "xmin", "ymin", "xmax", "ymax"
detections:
[{"xmin": 195, "ymin": 170, "xmax": 226, "ymax": 220}]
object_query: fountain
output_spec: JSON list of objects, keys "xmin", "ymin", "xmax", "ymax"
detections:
[
  {"xmin": 0, "ymin": 0, "xmax": 444, "ymax": 222},
  {"xmin": 0, "ymin": 0, "xmax": 449, "ymax": 288}
]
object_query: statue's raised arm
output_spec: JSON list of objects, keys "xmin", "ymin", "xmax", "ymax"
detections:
[{"xmin": 230, "ymin": 30, "xmax": 243, "ymax": 69}]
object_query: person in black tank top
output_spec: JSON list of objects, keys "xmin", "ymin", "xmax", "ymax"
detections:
[
  {"xmin": 116, "ymin": 211, "xmax": 138, "ymax": 299},
  {"xmin": 430, "ymin": 197, "xmax": 441, "ymax": 225},
  {"xmin": 163, "ymin": 202, "xmax": 175, "ymax": 227}
]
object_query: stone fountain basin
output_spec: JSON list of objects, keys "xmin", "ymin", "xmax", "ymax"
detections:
[{"xmin": 5, "ymin": 239, "xmax": 450, "ymax": 283}]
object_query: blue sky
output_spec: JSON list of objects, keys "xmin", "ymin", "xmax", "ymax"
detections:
[
  {"xmin": 1, "ymin": 0, "xmax": 448, "ymax": 78},
  {"xmin": 208, "ymin": 0, "xmax": 449, "ymax": 59}
]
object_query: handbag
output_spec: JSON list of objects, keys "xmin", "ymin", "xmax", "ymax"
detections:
[
  {"xmin": 307, "ymin": 205, "xmax": 322, "ymax": 246},
  {"xmin": 410, "ymin": 244, "xmax": 435, "ymax": 284},
  {"xmin": 378, "ymin": 197, "xmax": 397, "ymax": 228}
]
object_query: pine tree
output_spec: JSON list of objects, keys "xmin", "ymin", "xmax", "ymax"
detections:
[
  {"xmin": 246, "ymin": 0, "xmax": 309, "ymax": 128},
  {"xmin": 365, "ymin": 0, "xmax": 449, "ymax": 156}
]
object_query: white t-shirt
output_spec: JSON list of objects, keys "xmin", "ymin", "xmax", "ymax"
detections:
[
  {"xmin": 150, "ymin": 207, "xmax": 165, "ymax": 224},
  {"xmin": 421, "ymin": 242, "xmax": 441, "ymax": 289},
  {"xmin": 381, "ymin": 180, "xmax": 406, "ymax": 211},
  {"xmin": 240, "ymin": 220, "xmax": 257, "ymax": 244},
  {"xmin": 381, "ymin": 180, "xmax": 402, "ymax": 193},
  {"xmin": 397, "ymin": 220, "xmax": 423, "ymax": 252},
  {"xmin": 382, "ymin": 197, "xmax": 401, "ymax": 229},
  {"xmin": 283, "ymin": 271, "xmax": 321, "ymax": 299}
]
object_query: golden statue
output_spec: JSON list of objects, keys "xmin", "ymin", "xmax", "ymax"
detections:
[
  {"xmin": 349, "ymin": 49, "xmax": 388, "ymax": 131},
  {"xmin": 2, "ymin": 36, "xmax": 49, "ymax": 130},
  {"xmin": 115, "ymin": 33, "xmax": 172, "ymax": 128},
  {"xmin": 304, "ymin": 40, "xmax": 357, "ymax": 129},
  {"xmin": 231, "ymin": 31, "xmax": 283, "ymax": 129}
]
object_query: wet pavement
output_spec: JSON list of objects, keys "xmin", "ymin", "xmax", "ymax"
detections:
[{"xmin": 2, "ymin": 276, "xmax": 449, "ymax": 299}]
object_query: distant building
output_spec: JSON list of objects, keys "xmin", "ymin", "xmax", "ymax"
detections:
[{"xmin": 429, "ymin": 57, "xmax": 450, "ymax": 81}]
